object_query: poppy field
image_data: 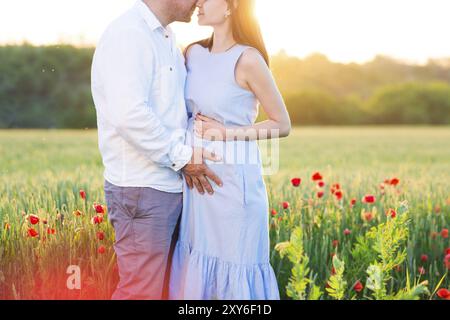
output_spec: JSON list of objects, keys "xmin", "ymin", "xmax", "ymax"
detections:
[{"xmin": 0, "ymin": 127, "xmax": 449, "ymax": 300}]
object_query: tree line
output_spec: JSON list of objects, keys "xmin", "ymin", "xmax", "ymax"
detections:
[{"xmin": 1, "ymin": 45, "xmax": 449, "ymax": 128}]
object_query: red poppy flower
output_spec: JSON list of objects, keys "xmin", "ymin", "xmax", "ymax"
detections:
[
  {"xmin": 28, "ymin": 214, "xmax": 40, "ymax": 225},
  {"xmin": 362, "ymin": 195, "xmax": 376, "ymax": 204},
  {"xmin": 331, "ymin": 267, "xmax": 336, "ymax": 275},
  {"xmin": 312, "ymin": 172, "xmax": 323, "ymax": 181},
  {"xmin": 389, "ymin": 178, "xmax": 400, "ymax": 186},
  {"xmin": 318, "ymin": 181, "xmax": 325, "ymax": 188},
  {"xmin": 344, "ymin": 229, "xmax": 351, "ymax": 236},
  {"xmin": 334, "ymin": 190, "xmax": 343, "ymax": 200},
  {"xmin": 420, "ymin": 254, "xmax": 428, "ymax": 263},
  {"xmin": 445, "ymin": 248, "xmax": 450, "ymax": 255},
  {"xmin": 444, "ymin": 254, "xmax": 450, "ymax": 270},
  {"xmin": 350, "ymin": 198, "xmax": 356, "ymax": 206},
  {"xmin": 418, "ymin": 266, "xmax": 426, "ymax": 275},
  {"xmin": 317, "ymin": 191, "xmax": 324, "ymax": 198},
  {"xmin": 282, "ymin": 202, "xmax": 289, "ymax": 210},
  {"xmin": 332, "ymin": 240, "xmax": 339, "ymax": 248},
  {"xmin": 271, "ymin": 209, "xmax": 277, "ymax": 216},
  {"xmin": 92, "ymin": 215, "xmax": 103, "ymax": 225},
  {"xmin": 277, "ymin": 216, "xmax": 282, "ymax": 222},
  {"xmin": 97, "ymin": 231, "xmax": 105, "ymax": 241},
  {"xmin": 330, "ymin": 183, "xmax": 341, "ymax": 194},
  {"xmin": 386, "ymin": 208, "xmax": 396, "ymax": 218},
  {"xmin": 291, "ymin": 178, "xmax": 301, "ymax": 187},
  {"xmin": 73, "ymin": 210, "xmax": 83, "ymax": 217},
  {"xmin": 441, "ymin": 228, "xmax": 449, "ymax": 239},
  {"xmin": 27, "ymin": 228, "xmax": 38, "ymax": 238},
  {"xmin": 437, "ymin": 288, "xmax": 450, "ymax": 300},
  {"xmin": 93, "ymin": 204, "xmax": 105, "ymax": 214},
  {"xmin": 98, "ymin": 246, "xmax": 106, "ymax": 254},
  {"xmin": 363, "ymin": 212, "xmax": 374, "ymax": 222},
  {"xmin": 47, "ymin": 228, "xmax": 56, "ymax": 235},
  {"xmin": 79, "ymin": 190, "xmax": 86, "ymax": 200},
  {"xmin": 353, "ymin": 280, "xmax": 364, "ymax": 293}
]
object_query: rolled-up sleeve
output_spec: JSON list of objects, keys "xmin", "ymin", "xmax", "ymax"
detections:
[{"xmin": 100, "ymin": 27, "xmax": 192, "ymax": 172}]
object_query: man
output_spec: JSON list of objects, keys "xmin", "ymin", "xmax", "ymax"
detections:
[{"xmin": 91, "ymin": 0, "xmax": 222, "ymax": 300}]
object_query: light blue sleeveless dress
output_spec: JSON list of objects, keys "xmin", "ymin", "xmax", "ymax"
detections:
[{"xmin": 168, "ymin": 44, "xmax": 280, "ymax": 300}]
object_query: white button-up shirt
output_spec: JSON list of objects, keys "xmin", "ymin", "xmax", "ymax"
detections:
[{"xmin": 91, "ymin": 0, "xmax": 193, "ymax": 193}]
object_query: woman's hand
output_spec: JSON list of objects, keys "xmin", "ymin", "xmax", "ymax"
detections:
[{"xmin": 194, "ymin": 113, "xmax": 227, "ymax": 141}]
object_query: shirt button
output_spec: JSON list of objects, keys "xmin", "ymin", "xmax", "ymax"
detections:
[
  {"xmin": 165, "ymin": 35, "xmax": 169, "ymax": 38},
  {"xmin": 169, "ymin": 67, "xmax": 173, "ymax": 71},
  {"xmin": 172, "ymin": 163, "xmax": 176, "ymax": 167}
]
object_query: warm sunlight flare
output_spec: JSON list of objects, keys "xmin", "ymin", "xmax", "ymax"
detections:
[
  {"xmin": 253, "ymin": 0, "xmax": 450, "ymax": 63},
  {"xmin": 0, "ymin": 0, "xmax": 450, "ymax": 63},
  {"xmin": 1, "ymin": 0, "xmax": 450, "ymax": 304}
]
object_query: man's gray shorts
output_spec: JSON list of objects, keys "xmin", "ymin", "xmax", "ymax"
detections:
[{"xmin": 104, "ymin": 179, "xmax": 182, "ymax": 300}]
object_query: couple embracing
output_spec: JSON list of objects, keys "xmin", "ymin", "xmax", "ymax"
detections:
[{"xmin": 91, "ymin": 0, "xmax": 291, "ymax": 300}]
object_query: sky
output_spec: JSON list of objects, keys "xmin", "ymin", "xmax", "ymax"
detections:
[{"xmin": 1, "ymin": 0, "xmax": 450, "ymax": 64}]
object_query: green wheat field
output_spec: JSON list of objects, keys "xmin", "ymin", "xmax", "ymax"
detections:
[{"xmin": 1, "ymin": 127, "xmax": 449, "ymax": 300}]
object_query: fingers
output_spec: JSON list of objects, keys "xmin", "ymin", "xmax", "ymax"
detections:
[
  {"xmin": 184, "ymin": 174, "xmax": 194, "ymax": 189},
  {"xmin": 194, "ymin": 119, "xmax": 207, "ymax": 139},
  {"xmin": 196, "ymin": 113, "xmax": 218, "ymax": 123},
  {"xmin": 204, "ymin": 167, "xmax": 223, "ymax": 188},
  {"xmin": 194, "ymin": 118, "xmax": 203, "ymax": 128},
  {"xmin": 197, "ymin": 175, "xmax": 214, "ymax": 195},
  {"xmin": 192, "ymin": 176, "xmax": 205, "ymax": 194},
  {"xmin": 194, "ymin": 121, "xmax": 203, "ymax": 138},
  {"xmin": 194, "ymin": 131, "xmax": 202, "ymax": 139},
  {"xmin": 187, "ymin": 165, "xmax": 223, "ymax": 194},
  {"xmin": 195, "ymin": 113, "xmax": 209, "ymax": 121}
]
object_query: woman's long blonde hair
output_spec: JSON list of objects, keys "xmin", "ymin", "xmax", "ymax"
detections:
[{"xmin": 185, "ymin": 0, "xmax": 269, "ymax": 66}]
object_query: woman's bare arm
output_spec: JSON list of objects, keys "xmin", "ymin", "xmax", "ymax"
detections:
[{"xmin": 194, "ymin": 48, "xmax": 291, "ymax": 141}]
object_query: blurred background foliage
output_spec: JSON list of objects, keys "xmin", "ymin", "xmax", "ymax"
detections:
[{"xmin": 1, "ymin": 45, "xmax": 450, "ymax": 128}]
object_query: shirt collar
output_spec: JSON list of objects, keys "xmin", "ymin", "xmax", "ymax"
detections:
[{"xmin": 135, "ymin": 0, "xmax": 172, "ymax": 34}]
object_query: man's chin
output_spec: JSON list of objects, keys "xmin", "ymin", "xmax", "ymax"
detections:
[{"xmin": 178, "ymin": 16, "xmax": 192, "ymax": 23}]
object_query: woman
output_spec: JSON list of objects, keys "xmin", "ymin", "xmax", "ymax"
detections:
[{"xmin": 169, "ymin": 0, "xmax": 291, "ymax": 300}]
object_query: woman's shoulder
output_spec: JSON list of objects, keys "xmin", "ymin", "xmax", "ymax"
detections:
[
  {"xmin": 236, "ymin": 46, "xmax": 267, "ymax": 71},
  {"xmin": 184, "ymin": 42, "xmax": 206, "ymax": 61}
]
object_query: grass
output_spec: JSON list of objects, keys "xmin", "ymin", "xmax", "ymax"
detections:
[{"xmin": 0, "ymin": 127, "xmax": 449, "ymax": 299}]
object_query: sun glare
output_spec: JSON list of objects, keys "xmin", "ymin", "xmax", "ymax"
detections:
[{"xmin": 1, "ymin": 0, "xmax": 450, "ymax": 63}]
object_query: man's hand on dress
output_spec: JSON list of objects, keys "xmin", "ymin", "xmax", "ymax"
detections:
[{"xmin": 182, "ymin": 147, "xmax": 223, "ymax": 195}]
